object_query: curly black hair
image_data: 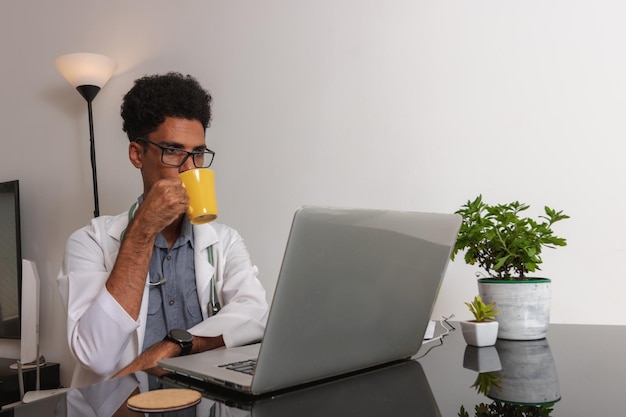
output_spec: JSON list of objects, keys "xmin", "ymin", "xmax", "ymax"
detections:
[{"xmin": 121, "ymin": 72, "xmax": 212, "ymax": 141}]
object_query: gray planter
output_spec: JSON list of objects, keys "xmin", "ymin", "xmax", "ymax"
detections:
[{"xmin": 477, "ymin": 278, "xmax": 551, "ymax": 340}]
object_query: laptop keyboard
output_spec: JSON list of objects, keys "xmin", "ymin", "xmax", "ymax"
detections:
[{"xmin": 218, "ymin": 359, "xmax": 257, "ymax": 375}]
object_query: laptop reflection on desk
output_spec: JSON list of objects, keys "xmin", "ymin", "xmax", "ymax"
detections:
[{"xmin": 159, "ymin": 359, "xmax": 442, "ymax": 417}]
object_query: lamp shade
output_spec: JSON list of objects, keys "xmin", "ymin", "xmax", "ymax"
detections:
[{"xmin": 55, "ymin": 53, "xmax": 118, "ymax": 88}]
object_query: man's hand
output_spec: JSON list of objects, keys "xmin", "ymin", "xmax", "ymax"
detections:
[
  {"xmin": 113, "ymin": 335, "xmax": 224, "ymax": 378},
  {"xmin": 132, "ymin": 177, "xmax": 189, "ymax": 238},
  {"xmin": 113, "ymin": 340, "xmax": 180, "ymax": 378}
]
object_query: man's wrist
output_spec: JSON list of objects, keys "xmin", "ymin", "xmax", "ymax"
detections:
[
  {"xmin": 163, "ymin": 329, "xmax": 193, "ymax": 356},
  {"xmin": 124, "ymin": 214, "xmax": 159, "ymax": 244}
]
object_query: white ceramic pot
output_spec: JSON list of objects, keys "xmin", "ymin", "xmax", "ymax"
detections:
[
  {"xmin": 478, "ymin": 278, "xmax": 551, "ymax": 340},
  {"xmin": 461, "ymin": 320, "xmax": 499, "ymax": 347}
]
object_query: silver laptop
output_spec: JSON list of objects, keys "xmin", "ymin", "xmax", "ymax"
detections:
[{"xmin": 158, "ymin": 206, "xmax": 461, "ymax": 395}]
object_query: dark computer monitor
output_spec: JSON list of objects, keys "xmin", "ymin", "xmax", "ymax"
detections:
[{"xmin": 0, "ymin": 179, "xmax": 22, "ymax": 339}]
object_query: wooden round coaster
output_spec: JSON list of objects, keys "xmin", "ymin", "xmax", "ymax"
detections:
[{"xmin": 127, "ymin": 388, "xmax": 201, "ymax": 412}]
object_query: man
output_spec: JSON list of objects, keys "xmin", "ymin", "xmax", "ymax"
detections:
[{"xmin": 58, "ymin": 73, "xmax": 268, "ymax": 388}]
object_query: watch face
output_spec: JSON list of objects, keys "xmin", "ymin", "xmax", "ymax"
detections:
[{"xmin": 169, "ymin": 329, "xmax": 193, "ymax": 343}]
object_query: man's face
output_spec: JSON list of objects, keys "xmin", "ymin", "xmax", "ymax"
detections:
[{"xmin": 129, "ymin": 116, "xmax": 207, "ymax": 194}]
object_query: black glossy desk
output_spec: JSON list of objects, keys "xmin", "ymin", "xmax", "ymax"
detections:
[
  {"xmin": 1, "ymin": 323, "xmax": 624, "ymax": 416},
  {"xmin": 420, "ymin": 322, "xmax": 626, "ymax": 416}
]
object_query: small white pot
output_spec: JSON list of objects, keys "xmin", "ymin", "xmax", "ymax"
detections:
[{"xmin": 461, "ymin": 320, "xmax": 499, "ymax": 347}]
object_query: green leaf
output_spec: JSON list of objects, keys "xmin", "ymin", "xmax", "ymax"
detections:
[{"xmin": 493, "ymin": 255, "xmax": 510, "ymax": 271}]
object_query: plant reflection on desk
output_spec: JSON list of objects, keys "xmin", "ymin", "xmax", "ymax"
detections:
[
  {"xmin": 471, "ymin": 372, "xmax": 501, "ymax": 396},
  {"xmin": 459, "ymin": 338, "xmax": 560, "ymax": 417},
  {"xmin": 459, "ymin": 402, "xmax": 554, "ymax": 417}
]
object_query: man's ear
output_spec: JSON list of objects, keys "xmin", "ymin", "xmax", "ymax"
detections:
[{"xmin": 129, "ymin": 142, "xmax": 143, "ymax": 169}]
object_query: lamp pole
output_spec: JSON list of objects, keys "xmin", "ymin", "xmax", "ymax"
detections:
[
  {"xmin": 76, "ymin": 85, "xmax": 101, "ymax": 218},
  {"xmin": 55, "ymin": 52, "xmax": 117, "ymax": 219}
]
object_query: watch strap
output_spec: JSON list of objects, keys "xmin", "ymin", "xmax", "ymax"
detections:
[{"xmin": 178, "ymin": 339, "xmax": 192, "ymax": 356}]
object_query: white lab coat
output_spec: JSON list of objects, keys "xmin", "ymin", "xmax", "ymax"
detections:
[{"xmin": 57, "ymin": 210, "xmax": 268, "ymax": 388}]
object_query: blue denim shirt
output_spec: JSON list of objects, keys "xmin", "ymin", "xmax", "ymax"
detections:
[{"xmin": 142, "ymin": 216, "xmax": 203, "ymax": 352}]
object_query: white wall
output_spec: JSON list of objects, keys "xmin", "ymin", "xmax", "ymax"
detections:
[{"xmin": 1, "ymin": 0, "xmax": 624, "ymax": 386}]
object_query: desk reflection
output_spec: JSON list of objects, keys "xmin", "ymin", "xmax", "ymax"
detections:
[
  {"xmin": 8, "ymin": 360, "xmax": 441, "ymax": 417},
  {"xmin": 459, "ymin": 338, "xmax": 560, "ymax": 417}
]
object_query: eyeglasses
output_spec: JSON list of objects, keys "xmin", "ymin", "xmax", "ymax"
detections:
[{"xmin": 136, "ymin": 138, "xmax": 215, "ymax": 168}]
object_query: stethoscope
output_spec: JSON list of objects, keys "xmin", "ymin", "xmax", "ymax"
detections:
[{"xmin": 123, "ymin": 202, "xmax": 222, "ymax": 318}]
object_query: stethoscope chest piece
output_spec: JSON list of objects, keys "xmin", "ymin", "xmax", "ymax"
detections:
[{"xmin": 208, "ymin": 300, "xmax": 221, "ymax": 317}]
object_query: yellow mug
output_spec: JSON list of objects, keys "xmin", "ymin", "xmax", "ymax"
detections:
[{"xmin": 178, "ymin": 168, "xmax": 218, "ymax": 224}]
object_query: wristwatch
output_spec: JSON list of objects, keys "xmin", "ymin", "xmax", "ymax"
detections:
[{"xmin": 164, "ymin": 329, "xmax": 193, "ymax": 356}]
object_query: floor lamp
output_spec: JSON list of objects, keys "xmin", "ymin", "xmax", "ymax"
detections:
[{"xmin": 55, "ymin": 53, "xmax": 117, "ymax": 217}]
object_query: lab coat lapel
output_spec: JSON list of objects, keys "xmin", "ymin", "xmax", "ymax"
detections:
[{"xmin": 193, "ymin": 223, "xmax": 219, "ymax": 320}]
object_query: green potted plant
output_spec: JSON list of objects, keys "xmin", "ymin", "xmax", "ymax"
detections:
[
  {"xmin": 461, "ymin": 295, "xmax": 500, "ymax": 347},
  {"xmin": 451, "ymin": 195, "xmax": 569, "ymax": 340}
]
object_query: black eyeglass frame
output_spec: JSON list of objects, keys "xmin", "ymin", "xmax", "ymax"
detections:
[{"xmin": 135, "ymin": 137, "xmax": 215, "ymax": 168}]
